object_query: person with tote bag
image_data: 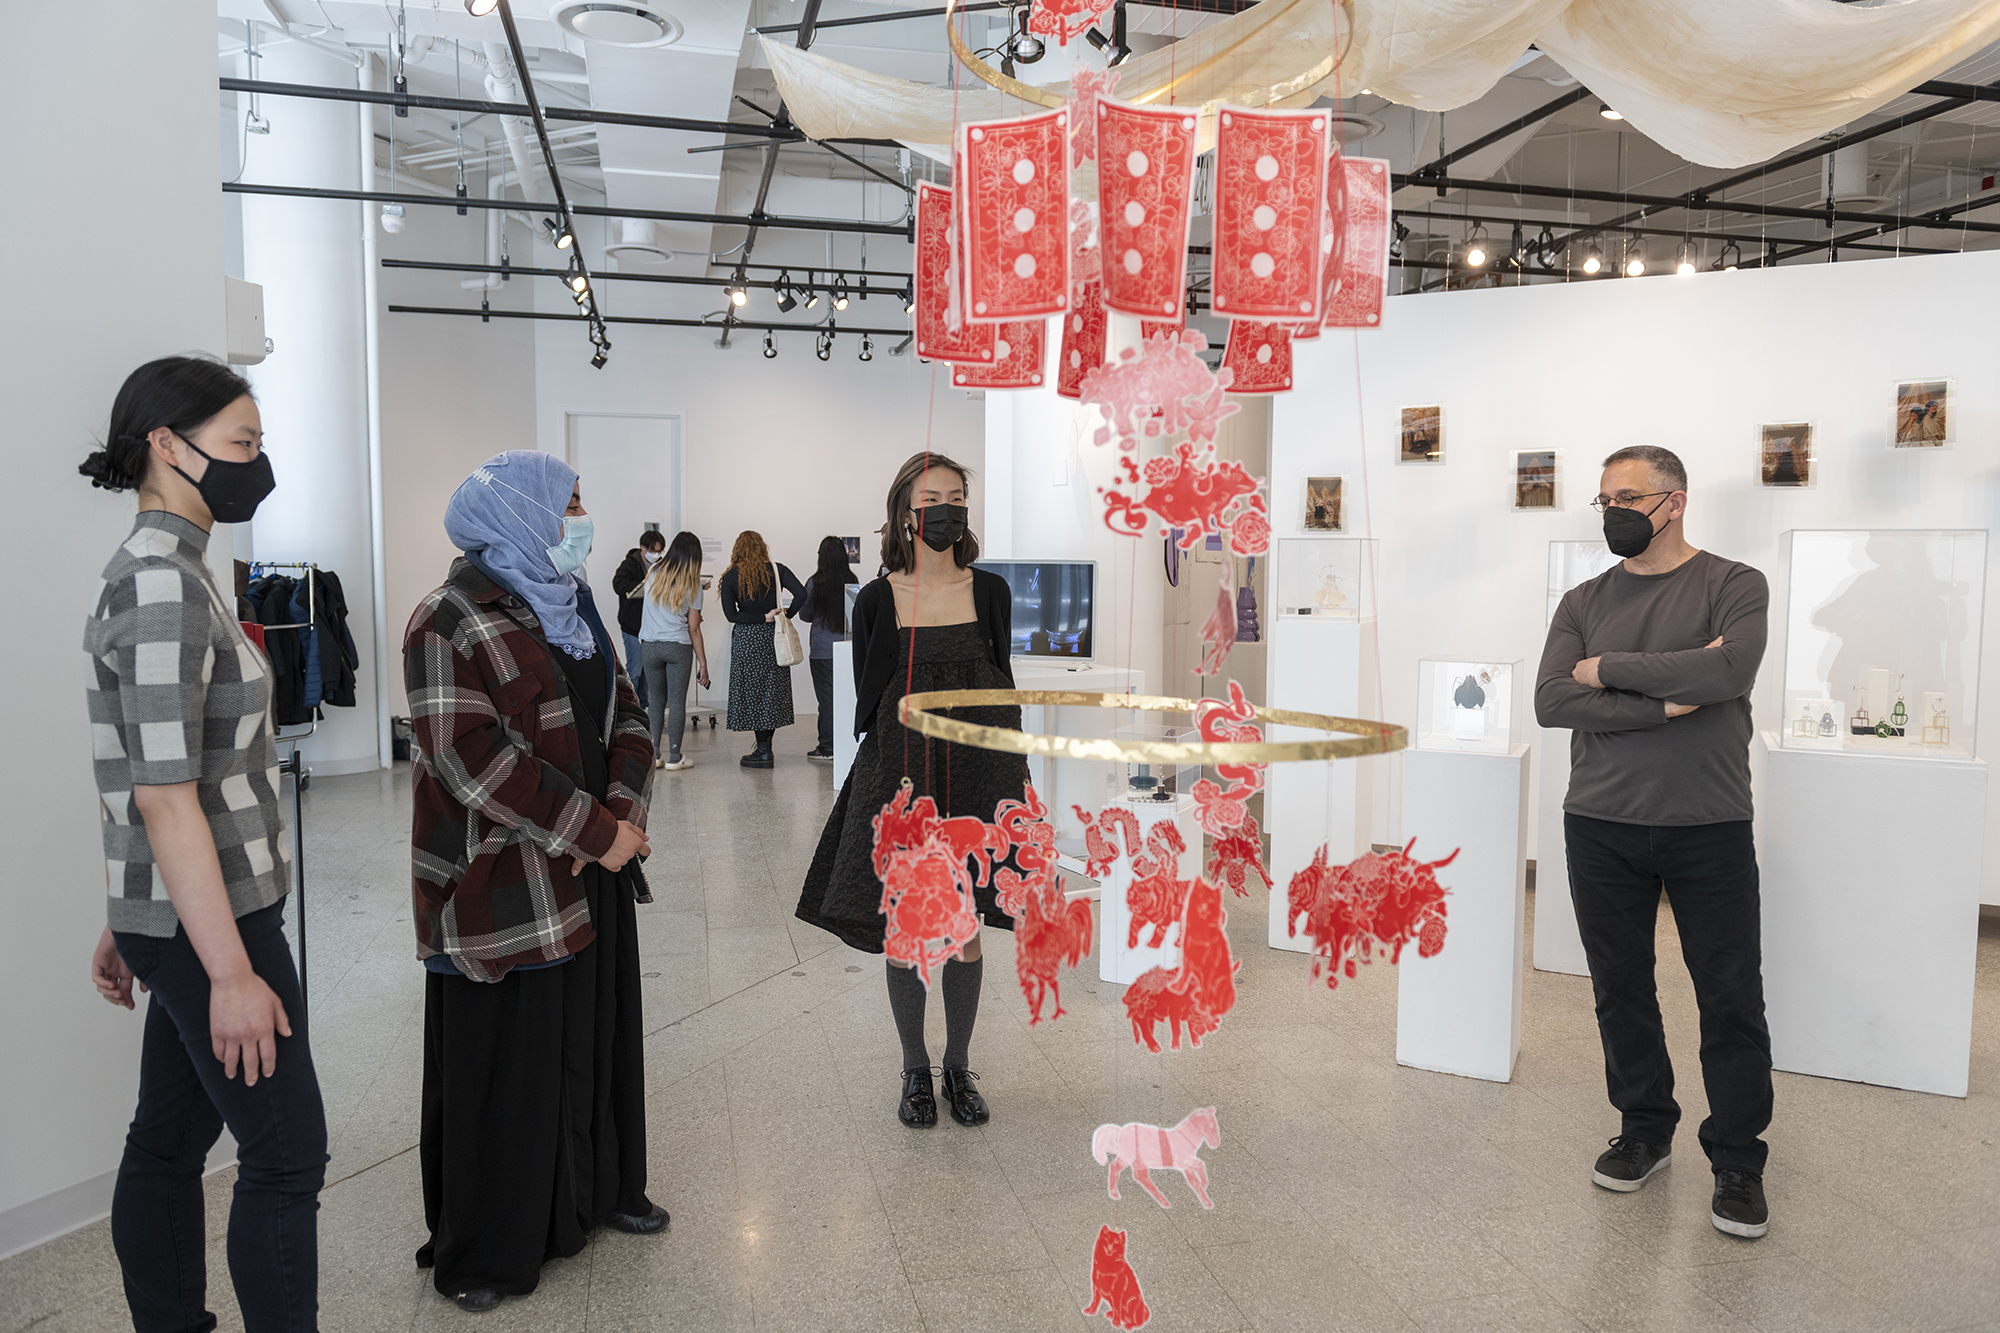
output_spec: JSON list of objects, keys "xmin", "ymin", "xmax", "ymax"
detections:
[{"xmin": 716, "ymin": 530, "xmax": 807, "ymax": 769}]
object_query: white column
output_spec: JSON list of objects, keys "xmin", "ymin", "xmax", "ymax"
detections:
[{"xmin": 241, "ymin": 42, "xmax": 382, "ymax": 774}]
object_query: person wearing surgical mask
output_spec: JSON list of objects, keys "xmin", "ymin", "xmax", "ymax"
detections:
[
  {"xmin": 612, "ymin": 530, "xmax": 667, "ymax": 714},
  {"xmin": 79, "ymin": 355, "xmax": 327, "ymax": 1331},
  {"xmin": 1534, "ymin": 445, "xmax": 1775, "ymax": 1245},
  {"xmin": 403, "ymin": 450, "xmax": 665, "ymax": 1314},
  {"xmin": 795, "ymin": 453, "xmax": 1026, "ymax": 1132}
]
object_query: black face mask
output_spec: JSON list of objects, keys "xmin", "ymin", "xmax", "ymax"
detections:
[
  {"xmin": 173, "ymin": 436, "xmax": 276, "ymax": 524},
  {"xmin": 911, "ymin": 502, "xmax": 968, "ymax": 553},
  {"xmin": 1602, "ymin": 493, "xmax": 1670, "ymax": 559}
]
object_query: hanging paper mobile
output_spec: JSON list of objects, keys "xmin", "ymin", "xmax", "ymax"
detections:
[
  {"xmin": 1058, "ymin": 281, "xmax": 1108, "ymax": 400},
  {"xmin": 1083, "ymin": 1225, "xmax": 1151, "ymax": 1330},
  {"xmin": 958, "ymin": 109, "xmax": 1070, "ymax": 322},
  {"xmin": 1211, "ymin": 106, "xmax": 1330, "ymax": 321},
  {"xmin": 1197, "ymin": 580, "xmax": 1238, "ymax": 677},
  {"xmin": 1079, "ymin": 327, "xmax": 1237, "ymax": 452},
  {"xmin": 914, "ymin": 183, "xmax": 997, "ymax": 363},
  {"xmin": 1321, "ymin": 157, "xmax": 1392, "ymax": 329},
  {"xmin": 1096, "ymin": 100, "xmax": 1200, "ymax": 318},
  {"xmin": 953, "ymin": 320, "xmax": 1048, "ymax": 388},
  {"xmin": 1092, "ymin": 1106, "xmax": 1220, "ymax": 1209},
  {"xmin": 1100, "ymin": 440, "xmax": 1268, "ymax": 557},
  {"xmin": 1221, "ymin": 321, "xmax": 1295, "ymax": 393},
  {"xmin": 1285, "ymin": 839, "xmax": 1458, "ymax": 990},
  {"xmin": 1124, "ymin": 876, "xmax": 1239, "ymax": 1052},
  {"xmin": 1205, "ymin": 813, "xmax": 1273, "ymax": 898},
  {"xmin": 1075, "ymin": 805, "xmax": 1188, "ymax": 948}
]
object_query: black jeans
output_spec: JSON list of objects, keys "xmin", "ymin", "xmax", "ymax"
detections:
[
  {"xmin": 111, "ymin": 899, "xmax": 328, "ymax": 1332},
  {"xmin": 810, "ymin": 656, "xmax": 835, "ymax": 753},
  {"xmin": 1564, "ymin": 814, "xmax": 1773, "ymax": 1174}
]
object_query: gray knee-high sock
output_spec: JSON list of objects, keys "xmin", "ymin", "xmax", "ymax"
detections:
[
  {"xmin": 940, "ymin": 955, "xmax": 982, "ymax": 1071},
  {"xmin": 886, "ymin": 963, "xmax": 931, "ymax": 1071}
]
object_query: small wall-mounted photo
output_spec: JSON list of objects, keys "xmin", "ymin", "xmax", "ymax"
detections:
[
  {"xmin": 1399, "ymin": 405, "xmax": 1443, "ymax": 463},
  {"xmin": 1759, "ymin": 422, "xmax": 1814, "ymax": 487},
  {"xmin": 1512, "ymin": 450, "xmax": 1559, "ymax": 510},
  {"xmin": 1303, "ymin": 476, "xmax": 1345, "ymax": 531},
  {"xmin": 842, "ymin": 536, "xmax": 862, "ymax": 563},
  {"xmin": 1892, "ymin": 379, "xmax": 1952, "ymax": 447}
]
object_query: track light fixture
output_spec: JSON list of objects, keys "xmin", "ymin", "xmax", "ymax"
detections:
[
  {"xmin": 465, "ymin": 0, "xmax": 500, "ymax": 14},
  {"xmin": 1624, "ymin": 238, "xmax": 1646, "ymax": 277},
  {"xmin": 1720, "ymin": 240, "xmax": 1743, "ymax": 272},
  {"xmin": 1464, "ymin": 224, "xmax": 1489, "ymax": 268},
  {"xmin": 1389, "ymin": 220, "xmax": 1409, "ymax": 259},
  {"xmin": 1508, "ymin": 222, "xmax": 1524, "ymax": 267},
  {"xmin": 859, "ymin": 334, "xmax": 874, "ymax": 362},
  {"xmin": 544, "ymin": 217, "xmax": 573, "ymax": 250},
  {"xmin": 832, "ymin": 275, "xmax": 850, "ymax": 311},
  {"xmin": 1599, "ymin": 103, "xmax": 1624, "ymax": 121},
  {"xmin": 1582, "ymin": 242, "xmax": 1603, "ymax": 275},
  {"xmin": 570, "ymin": 273, "xmax": 589, "ymax": 293},
  {"xmin": 775, "ymin": 270, "xmax": 798, "ymax": 313},
  {"xmin": 1084, "ymin": 1, "xmax": 1132, "ymax": 67},
  {"xmin": 725, "ymin": 277, "xmax": 748, "ymax": 307},
  {"xmin": 763, "ymin": 331, "xmax": 777, "ymax": 359},
  {"xmin": 590, "ymin": 347, "xmax": 607, "ymax": 368},
  {"xmin": 1675, "ymin": 241, "xmax": 1697, "ymax": 276},
  {"xmin": 803, "ymin": 275, "xmax": 821, "ymax": 310},
  {"xmin": 815, "ymin": 329, "xmax": 833, "ymax": 362},
  {"xmin": 900, "ymin": 280, "xmax": 916, "ymax": 314}
]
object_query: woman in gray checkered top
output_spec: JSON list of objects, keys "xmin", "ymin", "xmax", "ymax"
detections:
[{"xmin": 80, "ymin": 357, "xmax": 327, "ymax": 1333}]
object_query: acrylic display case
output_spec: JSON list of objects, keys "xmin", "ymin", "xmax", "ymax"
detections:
[
  {"xmin": 1778, "ymin": 529, "xmax": 1987, "ymax": 759},
  {"xmin": 1414, "ymin": 659, "xmax": 1524, "ymax": 754},
  {"xmin": 1546, "ymin": 541, "xmax": 1622, "ymax": 624},
  {"xmin": 1273, "ymin": 537, "xmax": 1376, "ymax": 621},
  {"xmin": 1105, "ymin": 722, "xmax": 1202, "ymax": 806}
]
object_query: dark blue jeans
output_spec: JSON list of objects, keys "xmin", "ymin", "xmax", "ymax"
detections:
[
  {"xmin": 621, "ymin": 631, "xmax": 651, "ymax": 710},
  {"xmin": 1565, "ymin": 814, "xmax": 1773, "ymax": 1173},
  {"xmin": 111, "ymin": 899, "xmax": 328, "ymax": 1332}
]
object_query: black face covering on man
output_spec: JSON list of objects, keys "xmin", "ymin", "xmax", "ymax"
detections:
[{"xmin": 1603, "ymin": 493, "xmax": 1670, "ymax": 558}]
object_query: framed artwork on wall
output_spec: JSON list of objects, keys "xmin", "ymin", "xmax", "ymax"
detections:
[
  {"xmin": 1399, "ymin": 405, "xmax": 1443, "ymax": 463},
  {"xmin": 1892, "ymin": 379, "xmax": 1952, "ymax": 448},
  {"xmin": 1512, "ymin": 450, "xmax": 1559, "ymax": 511},
  {"xmin": 842, "ymin": 536, "xmax": 863, "ymax": 563},
  {"xmin": 1303, "ymin": 476, "xmax": 1345, "ymax": 530},
  {"xmin": 1759, "ymin": 422, "xmax": 1815, "ymax": 487}
]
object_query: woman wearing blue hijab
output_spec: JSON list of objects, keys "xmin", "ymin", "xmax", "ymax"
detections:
[{"xmin": 404, "ymin": 450, "xmax": 667, "ymax": 1314}]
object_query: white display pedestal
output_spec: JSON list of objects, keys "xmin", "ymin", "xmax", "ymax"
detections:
[
  {"xmin": 1097, "ymin": 794, "xmax": 1201, "ymax": 984},
  {"xmin": 1532, "ymin": 727, "xmax": 1589, "ymax": 976},
  {"xmin": 1760, "ymin": 734, "xmax": 1986, "ymax": 1097},
  {"xmin": 1396, "ymin": 744, "xmax": 1530, "ymax": 1082},
  {"xmin": 1013, "ymin": 662, "xmax": 1146, "ymax": 845},
  {"xmin": 833, "ymin": 639, "xmax": 858, "ymax": 787},
  {"xmin": 1266, "ymin": 616, "xmax": 1374, "ymax": 951}
]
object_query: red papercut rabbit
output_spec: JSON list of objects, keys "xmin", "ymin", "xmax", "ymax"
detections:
[{"xmin": 1083, "ymin": 1225, "xmax": 1151, "ymax": 1330}]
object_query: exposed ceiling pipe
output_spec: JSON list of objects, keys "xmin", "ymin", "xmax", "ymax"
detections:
[{"xmin": 481, "ymin": 40, "xmax": 541, "ymax": 203}]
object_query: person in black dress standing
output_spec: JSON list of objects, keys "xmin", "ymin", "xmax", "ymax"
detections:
[
  {"xmin": 797, "ymin": 452, "xmax": 1027, "ymax": 1128},
  {"xmin": 717, "ymin": 530, "xmax": 807, "ymax": 769}
]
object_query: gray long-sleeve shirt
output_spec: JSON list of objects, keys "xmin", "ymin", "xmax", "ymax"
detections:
[{"xmin": 1535, "ymin": 549, "xmax": 1769, "ymax": 826}]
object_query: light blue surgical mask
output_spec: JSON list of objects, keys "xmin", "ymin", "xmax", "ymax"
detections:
[{"xmin": 547, "ymin": 515, "xmax": 593, "ymax": 576}]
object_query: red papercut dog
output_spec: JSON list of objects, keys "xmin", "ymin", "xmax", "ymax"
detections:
[
  {"xmin": 1084, "ymin": 1225, "xmax": 1151, "ymax": 1330},
  {"xmin": 1124, "ymin": 876, "xmax": 1238, "ymax": 1052},
  {"xmin": 1286, "ymin": 838, "xmax": 1458, "ymax": 989},
  {"xmin": 1093, "ymin": 1106, "xmax": 1220, "ymax": 1209}
]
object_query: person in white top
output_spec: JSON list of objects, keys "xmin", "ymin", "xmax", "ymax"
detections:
[{"xmin": 638, "ymin": 531, "xmax": 710, "ymax": 769}]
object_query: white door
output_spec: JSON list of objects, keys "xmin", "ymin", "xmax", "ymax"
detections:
[{"xmin": 565, "ymin": 412, "xmax": 683, "ymax": 592}]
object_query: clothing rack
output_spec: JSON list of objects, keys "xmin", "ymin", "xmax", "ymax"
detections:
[{"xmin": 247, "ymin": 560, "xmax": 318, "ymax": 1005}]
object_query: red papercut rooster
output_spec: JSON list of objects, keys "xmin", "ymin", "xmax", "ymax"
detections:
[{"xmin": 1286, "ymin": 838, "xmax": 1458, "ymax": 989}]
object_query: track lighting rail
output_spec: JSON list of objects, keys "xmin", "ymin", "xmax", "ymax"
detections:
[{"xmin": 387, "ymin": 304, "xmax": 912, "ymax": 337}]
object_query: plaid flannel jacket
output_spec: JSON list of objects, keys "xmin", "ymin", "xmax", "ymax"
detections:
[{"xmin": 404, "ymin": 558, "xmax": 654, "ymax": 981}]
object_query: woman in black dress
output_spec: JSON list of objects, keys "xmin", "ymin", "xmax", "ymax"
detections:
[
  {"xmin": 717, "ymin": 530, "xmax": 807, "ymax": 769},
  {"xmin": 797, "ymin": 452, "xmax": 1027, "ymax": 1128}
]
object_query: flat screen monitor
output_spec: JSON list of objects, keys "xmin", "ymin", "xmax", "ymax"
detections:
[{"xmin": 976, "ymin": 560, "xmax": 1096, "ymax": 662}]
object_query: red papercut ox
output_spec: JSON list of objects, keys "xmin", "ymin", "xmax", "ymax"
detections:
[
  {"xmin": 953, "ymin": 320, "xmax": 1048, "ymax": 389},
  {"xmin": 1097, "ymin": 100, "xmax": 1200, "ymax": 319},
  {"xmin": 1057, "ymin": 281, "xmax": 1107, "ymax": 400},
  {"xmin": 914, "ymin": 182, "xmax": 996, "ymax": 363},
  {"xmin": 1323, "ymin": 155, "xmax": 1393, "ymax": 329},
  {"xmin": 959, "ymin": 109, "xmax": 1070, "ymax": 323},
  {"xmin": 1211, "ymin": 106, "xmax": 1330, "ymax": 322},
  {"xmin": 1222, "ymin": 321, "xmax": 1294, "ymax": 394}
]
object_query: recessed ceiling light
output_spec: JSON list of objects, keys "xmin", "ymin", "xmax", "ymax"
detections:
[{"xmin": 551, "ymin": 2, "xmax": 682, "ymax": 47}]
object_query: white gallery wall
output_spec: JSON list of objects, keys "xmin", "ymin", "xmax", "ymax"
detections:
[
  {"xmin": 0, "ymin": 0, "xmax": 228, "ymax": 1255},
  {"xmin": 1274, "ymin": 247, "xmax": 2000, "ymax": 903}
]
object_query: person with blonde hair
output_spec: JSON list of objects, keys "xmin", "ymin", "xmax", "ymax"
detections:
[
  {"xmin": 718, "ymin": 531, "xmax": 807, "ymax": 768},
  {"xmin": 639, "ymin": 530, "xmax": 710, "ymax": 770}
]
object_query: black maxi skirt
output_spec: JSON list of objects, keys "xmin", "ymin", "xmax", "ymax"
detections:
[{"xmin": 417, "ymin": 865, "xmax": 652, "ymax": 1296}]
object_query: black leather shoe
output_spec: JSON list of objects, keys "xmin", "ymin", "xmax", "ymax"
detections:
[
  {"xmin": 940, "ymin": 1067, "xmax": 989, "ymax": 1126},
  {"xmin": 740, "ymin": 747, "xmax": 774, "ymax": 769},
  {"xmin": 609, "ymin": 1203, "xmax": 670, "ymax": 1235},
  {"xmin": 899, "ymin": 1067, "xmax": 938, "ymax": 1127},
  {"xmin": 451, "ymin": 1288, "xmax": 502, "ymax": 1314}
]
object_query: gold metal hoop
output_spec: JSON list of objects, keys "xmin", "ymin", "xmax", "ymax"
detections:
[{"xmin": 898, "ymin": 689, "xmax": 1406, "ymax": 763}]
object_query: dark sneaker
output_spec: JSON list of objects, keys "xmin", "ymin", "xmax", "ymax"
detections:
[
  {"xmin": 806, "ymin": 747, "xmax": 833, "ymax": 762},
  {"xmin": 1711, "ymin": 1169, "xmax": 1769, "ymax": 1238},
  {"xmin": 1592, "ymin": 1136, "xmax": 1672, "ymax": 1192}
]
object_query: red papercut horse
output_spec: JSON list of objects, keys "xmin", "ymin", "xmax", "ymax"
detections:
[
  {"xmin": 1286, "ymin": 838, "xmax": 1458, "ymax": 989},
  {"xmin": 1084, "ymin": 1225, "xmax": 1151, "ymax": 1330},
  {"xmin": 1093, "ymin": 1106, "xmax": 1220, "ymax": 1209},
  {"xmin": 1074, "ymin": 805, "xmax": 1188, "ymax": 948},
  {"xmin": 1124, "ymin": 876, "xmax": 1239, "ymax": 1052}
]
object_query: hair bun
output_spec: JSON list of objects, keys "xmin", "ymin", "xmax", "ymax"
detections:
[{"xmin": 79, "ymin": 450, "xmax": 134, "ymax": 492}]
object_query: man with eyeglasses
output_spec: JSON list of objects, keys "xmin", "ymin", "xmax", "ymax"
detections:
[{"xmin": 1536, "ymin": 444, "xmax": 1773, "ymax": 1241}]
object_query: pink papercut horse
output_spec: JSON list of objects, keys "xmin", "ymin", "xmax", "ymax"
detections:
[{"xmin": 1093, "ymin": 1106, "xmax": 1221, "ymax": 1209}]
